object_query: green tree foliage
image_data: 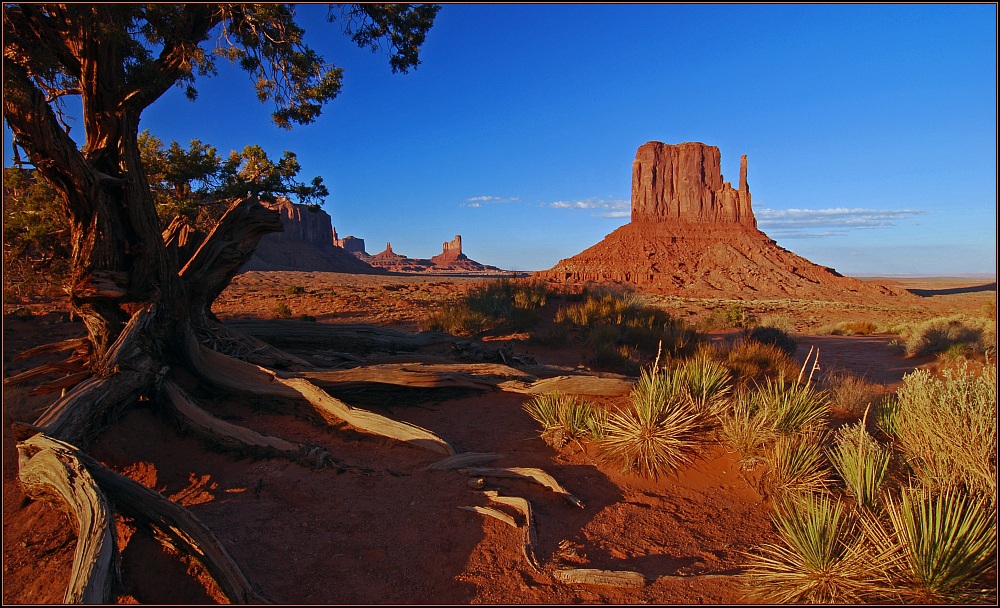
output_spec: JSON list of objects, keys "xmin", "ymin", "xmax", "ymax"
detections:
[{"xmin": 2, "ymin": 168, "xmax": 71, "ymax": 300}]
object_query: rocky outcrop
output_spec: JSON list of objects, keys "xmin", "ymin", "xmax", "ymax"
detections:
[
  {"xmin": 333, "ymin": 229, "xmax": 367, "ymax": 255},
  {"xmin": 535, "ymin": 141, "xmax": 907, "ymax": 302},
  {"xmin": 242, "ymin": 198, "xmax": 383, "ymax": 274},
  {"xmin": 631, "ymin": 141, "xmax": 754, "ymax": 226}
]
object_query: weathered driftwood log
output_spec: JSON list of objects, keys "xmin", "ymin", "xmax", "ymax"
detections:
[
  {"xmin": 17, "ymin": 435, "xmax": 117, "ymax": 604},
  {"xmin": 553, "ymin": 568, "xmax": 647, "ymax": 588},
  {"xmin": 12, "ymin": 337, "xmax": 90, "ymax": 362}
]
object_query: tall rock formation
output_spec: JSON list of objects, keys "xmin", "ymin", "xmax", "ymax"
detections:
[
  {"xmin": 535, "ymin": 141, "xmax": 906, "ymax": 302},
  {"xmin": 242, "ymin": 198, "xmax": 383, "ymax": 274},
  {"xmin": 631, "ymin": 141, "xmax": 754, "ymax": 226}
]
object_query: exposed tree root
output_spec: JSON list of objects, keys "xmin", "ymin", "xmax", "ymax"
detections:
[
  {"xmin": 462, "ymin": 467, "xmax": 585, "ymax": 508},
  {"xmin": 426, "ymin": 452, "xmax": 504, "ymax": 471},
  {"xmin": 17, "ymin": 434, "xmax": 118, "ymax": 603},
  {"xmin": 161, "ymin": 380, "xmax": 340, "ymax": 469},
  {"xmin": 482, "ymin": 491, "xmax": 540, "ymax": 571},
  {"xmin": 12, "ymin": 337, "xmax": 90, "ymax": 362},
  {"xmin": 18, "ymin": 434, "xmax": 267, "ymax": 604}
]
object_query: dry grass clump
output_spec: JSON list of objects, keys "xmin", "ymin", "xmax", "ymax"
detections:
[
  {"xmin": 421, "ymin": 278, "xmax": 551, "ymax": 336},
  {"xmin": 722, "ymin": 339, "xmax": 801, "ymax": 387},
  {"xmin": 820, "ymin": 370, "xmax": 882, "ymax": 418},
  {"xmin": 816, "ymin": 320, "xmax": 879, "ymax": 336}
]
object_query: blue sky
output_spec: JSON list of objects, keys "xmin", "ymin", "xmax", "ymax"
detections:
[{"xmin": 8, "ymin": 4, "xmax": 998, "ymax": 275}]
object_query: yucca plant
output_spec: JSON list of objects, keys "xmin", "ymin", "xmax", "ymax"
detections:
[
  {"xmin": 719, "ymin": 394, "xmax": 773, "ymax": 467},
  {"xmin": 753, "ymin": 378, "xmax": 829, "ymax": 435},
  {"xmin": 827, "ymin": 422, "xmax": 892, "ymax": 510},
  {"xmin": 743, "ymin": 492, "xmax": 873, "ymax": 603},
  {"xmin": 763, "ymin": 431, "xmax": 830, "ymax": 498},
  {"xmin": 864, "ymin": 488, "xmax": 998, "ymax": 603},
  {"xmin": 674, "ymin": 355, "xmax": 733, "ymax": 418},
  {"xmin": 522, "ymin": 392, "xmax": 599, "ymax": 448},
  {"xmin": 598, "ymin": 368, "xmax": 704, "ymax": 479}
]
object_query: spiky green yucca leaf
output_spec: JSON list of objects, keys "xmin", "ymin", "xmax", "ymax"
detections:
[
  {"xmin": 676, "ymin": 356, "xmax": 733, "ymax": 417},
  {"xmin": 599, "ymin": 368, "xmax": 703, "ymax": 479},
  {"xmin": 744, "ymin": 493, "xmax": 872, "ymax": 603},
  {"xmin": 522, "ymin": 393, "xmax": 599, "ymax": 447},
  {"xmin": 720, "ymin": 393, "xmax": 773, "ymax": 462},
  {"xmin": 827, "ymin": 423, "xmax": 892, "ymax": 510},
  {"xmin": 754, "ymin": 378, "xmax": 829, "ymax": 435},
  {"xmin": 878, "ymin": 489, "xmax": 998, "ymax": 603},
  {"xmin": 764, "ymin": 432, "xmax": 829, "ymax": 498}
]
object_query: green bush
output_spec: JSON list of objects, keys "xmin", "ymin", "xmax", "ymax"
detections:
[
  {"xmin": 826, "ymin": 423, "xmax": 892, "ymax": 510},
  {"xmin": 763, "ymin": 432, "xmax": 830, "ymax": 498},
  {"xmin": 272, "ymin": 302, "xmax": 292, "ymax": 319},
  {"xmin": 284, "ymin": 285, "xmax": 305, "ymax": 296}
]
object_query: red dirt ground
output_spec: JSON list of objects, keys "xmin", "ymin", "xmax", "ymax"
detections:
[{"xmin": 3, "ymin": 273, "xmax": 993, "ymax": 604}]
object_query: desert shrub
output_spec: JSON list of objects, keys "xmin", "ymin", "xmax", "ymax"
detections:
[
  {"xmin": 284, "ymin": 285, "xmax": 305, "ymax": 296},
  {"xmin": 702, "ymin": 302, "xmax": 757, "ymax": 329},
  {"xmin": 821, "ymin": 370, "xmax": 882, "ymax": 418},
  {"xmin": 11, "ymin": 307, "xmax": 34, "ymax": 320},
  {"xmin": 744, "ymin": 326, "xmax": 797, "ymax": 356},
  {"xmin": 522, "ymin": 392, "xmax": 601, "ymax": 448},
  {"xmin": 272, "ymin": 302, "xmax": 292, "ymax": 319},
  {"xmin": 421, "ymin": 278, "xmax": 550, "ymax": 336},
  {"xmin": 298, "ymin": 313, "xmax": 317, "ymax": 322},
  {"xmin": 527, "ymin": 327, "xmax": 568, "ymax": 347},
  {"xmin": 757, "ymin": 313, "xmax": 797, "ymax": 334},
  {"xmin": 743, "ymin": 493, "xmax": 871, "ymax": 604},
  {"xmin": 826, "ymin": 423, "xmax": 892, "ymax": 510},
  {"xmin": 900, "ymin": 315, "xmax": 996, "ymax": 358},
  {"xmin": 868, "ymin": 488, "xmax": 998, "ymax": 603},
  {"xmin": 818, "ymin": 320, "xmax": 879, "ymax": 336},
  {"xmin": 723, "ymin": 339, "xmax": 800, "ymax": 386},
  {"xmin": 557, "ymin": 289, "xmax": 698, "ymax": 371},
  {"xmin": 762, "ymin": 431, "xmax": 830, "ymax": 498},
  {"xmin": 598, "ymin": 368, "xmax": 706, "ymax": 479},
  {"xmin": 889, "ymin": 364, "xmax": 997, "ymax": 498}
]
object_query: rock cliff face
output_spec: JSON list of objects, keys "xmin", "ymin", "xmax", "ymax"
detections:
[
  {"xmin": 536, "ymin": 141, "xmax": 906, "ymax": 302},
  {"xmin": 242, "ymin": 198, "xmax": 383, "ymax": 274},
  {"xmin": 631, "ymin": 141, "xmax": 754, "ymax": 226}
]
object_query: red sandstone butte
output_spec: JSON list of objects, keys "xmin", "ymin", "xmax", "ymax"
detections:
[{"xmin": 535, "ymin": 141, "xmax": 906, "ymax": 302}]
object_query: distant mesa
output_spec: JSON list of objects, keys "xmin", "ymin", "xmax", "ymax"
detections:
[
  {"xmin": 241, "ymin": 198, "xmax": 505, "ymax": 275},
  {"xmin": 359, "ymin": 235, "xmax": 504, "ymax": 274},
  {"xmin": 242, "ymin": 198, "xmax": 384, "ymax": 274},
  {"xmin": 535, "ymin": 140, "xmax": 907, "ymax": 302}
]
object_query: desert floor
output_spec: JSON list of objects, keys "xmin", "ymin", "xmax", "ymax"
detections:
[{"xmin": 3, "ymin": 272, "xmax": 995, "ymax": 604}]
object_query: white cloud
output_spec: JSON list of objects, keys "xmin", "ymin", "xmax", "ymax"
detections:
[
  {"xmin": 464, "ymin": 195, "xmax": 522, "ymax": 207},
  {"xmin": 547, "ymin": 197, "xmax": 630, "ymax": 217},
  {"xmin": 757, "ymin": 207, "xmax": 925, "ymax": 237}
]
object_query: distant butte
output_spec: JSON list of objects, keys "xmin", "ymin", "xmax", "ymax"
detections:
[
  {"xmin": 535, "ymin": 140, "xmax": 907, "ymax": 302},
  {"xmin": 361, "ymin": 235, "xmax": 505, "ymax": 274}
]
